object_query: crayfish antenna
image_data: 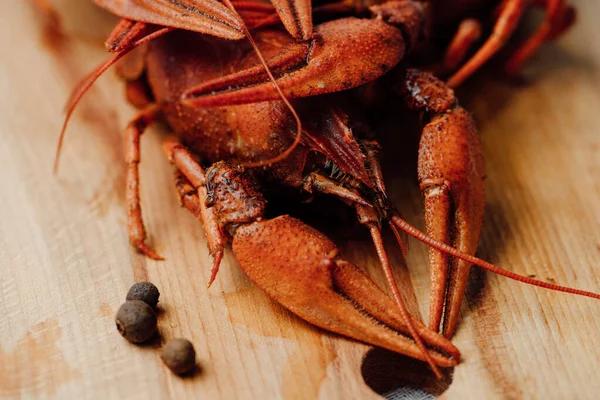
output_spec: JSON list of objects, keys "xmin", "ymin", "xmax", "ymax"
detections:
[
  {"xmin": 53, "ymin": 27, "xmax": 171, "ymax": 174},
  {"xmin": 389, "ymin": 221, "xmax": 409, "ymax": 259},
  {"xmin": 369, "ymin": 224, "xmax": 442, "ymax": 378},
  {"xmin": 362, "ymin": 143, "xmax": 409, "ymax": 258},
  {"xmin": 356, "ymin": 205, "xmax": 441, "ymax": 378},
  {"xmin": 222, "ymin": 0, "xmax": 303, "ymax": 168},
  {"xmin": 54, "ymin": 54, "xmax": 121, "ymax": 174},
  {"xmin": 389, "ymin": 214, "xmax": 600, "ymax": 300}
]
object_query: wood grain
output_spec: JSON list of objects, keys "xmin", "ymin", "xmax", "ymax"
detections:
[{"xmin": 1, "ymin": 1, "xmax": 599, "ymax": 399}]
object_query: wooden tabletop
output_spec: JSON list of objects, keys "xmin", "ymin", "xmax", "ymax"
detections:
[{"xmin": 2, "ymin": 1, "xmax": 599, "ymax": 399}]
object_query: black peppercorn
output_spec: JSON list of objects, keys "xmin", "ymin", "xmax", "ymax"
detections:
[
  {"xmin": 161, "ymin": 338, "xmax": 196, "ymax": 374},
  {"xmin": 115, "ymin": 300, "xmax": 157, "ymax": 343},
  {"xmin": 126, "ymin": 281, "xmax": 160, "ymax": 308}
]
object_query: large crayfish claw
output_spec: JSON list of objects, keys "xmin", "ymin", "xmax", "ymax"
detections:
[
  {"xmin": 182, "ymin": 18, "xmax": 405, "ymax": 107},
  {"xmin": 232, "ymin": 215, "xmax": 460, "ymax": 366},
  {"xmin": 399, "ymin": 69, "xmax": 485, "ymax": 338}
]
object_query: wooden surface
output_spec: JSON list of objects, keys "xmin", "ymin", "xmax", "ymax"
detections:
[{"xmin": 2, "ymin": 1, "xmax": 600, "ymax": 399}]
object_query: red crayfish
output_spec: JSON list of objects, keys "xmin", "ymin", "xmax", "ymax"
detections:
[{"xmin": 56, "ymin": 0, "xmax": 597, "ymax": 378}]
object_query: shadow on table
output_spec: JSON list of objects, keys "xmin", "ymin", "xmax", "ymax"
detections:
[{"xmin": 361, "ymin": 347, "xmax": 452, "ymax": 398}]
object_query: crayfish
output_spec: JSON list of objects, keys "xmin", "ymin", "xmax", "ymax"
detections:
[{"xmin": 56, "ymin": 0, "xmax": 598, "ymax": 378}]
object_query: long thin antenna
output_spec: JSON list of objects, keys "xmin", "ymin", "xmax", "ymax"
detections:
[
  {"xmin": 390, "ymin": 215, "xmax": 600, "ymax": 300},
  {"xmin": 53, "ymin": 27, "xmax": 172, "ymax": 174},
  {"xmin": 368, "ymin": 223, "xmax": 442, "ymax": 378}
]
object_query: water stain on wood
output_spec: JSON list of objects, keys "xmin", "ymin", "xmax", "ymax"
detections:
[
  {"xmin": 0, "ymin": 319, "xmax": 80, "ymax": 397},
  {"xmin": 225, "ymin": 286, "xmax": 337, "ymax": 400}
]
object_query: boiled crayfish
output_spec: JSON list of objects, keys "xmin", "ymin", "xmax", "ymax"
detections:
[{"xmin": 56, "ymin": 0, "xmax": 598, "ymax": 378}]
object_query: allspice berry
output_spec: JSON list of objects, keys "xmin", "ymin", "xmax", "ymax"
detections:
[
  {"xmin": 160, "ymin": 338, "xmax": 196, "ymax": 375},
  {"xmin": 115, "ymin": 300, "xmax": 157, "ymax": 343},
  {"xmin": 126, "ymin": 281, "xmax": 160, "ymax": 308}
]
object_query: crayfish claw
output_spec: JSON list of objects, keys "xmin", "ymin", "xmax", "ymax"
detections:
[
  {"xmin": 333, "ymin": 260, "xmax": 460, "ymax": 363},
  {"xmin": 183, "ymin": 18, "xmax": 404, "ymax": 107},
  {"xmin": 417, "ymin": 108, "xmax": 485, "ymax": 337},
  {"xmin": 232, "ymin": 215, "xmax": 459, "ymax": 367},
  {"xmin": 398, "ymin": 69, "xmax": 485, "ymax": 337}
]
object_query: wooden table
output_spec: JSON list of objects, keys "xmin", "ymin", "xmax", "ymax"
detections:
[{"xmin": 2, "ymin": 1, "xmax": 599, "ymax": 399}]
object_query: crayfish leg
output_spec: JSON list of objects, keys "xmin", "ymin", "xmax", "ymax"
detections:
[
  {"xmin": 505, "ymin": 0, "xmax": 576, "ymax": 74},
  {"xmin": 440, "ymin": 19, "xmax": 482, "ymax": 74},
  {"xmin": 447, "ymin": 0, "xmax": 525, "ymax": 87},
  {"xmin": 446, "ymin": 0, "xmax": 575, "ymax": 86},
  {"xmin": 164, "ymin": 139, "xmax": 225, "ymax": 286},
  {"xmin": 125, "ymin": 105, "xmax": 163, "ymax": 260},
  {"xmin": 389, "ymin": 69, "xmax": 600, "ymax": 335}
]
